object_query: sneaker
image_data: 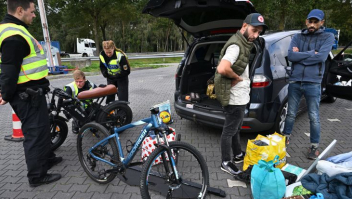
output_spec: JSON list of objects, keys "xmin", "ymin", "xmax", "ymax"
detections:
[
  {"xmin": 221, "ymin": 161, "xmax": 242, "ymax": 176},
  {"xmin": 29, "ymin": 174, "xmax": 61, "ymax": 187},
  {"xmin": 307, "ymin": 146, "xmax": 320, "ymax": 160},
  {"xmin": 233, "ymin": 151, "xmax": 246, "ymax": 164}
]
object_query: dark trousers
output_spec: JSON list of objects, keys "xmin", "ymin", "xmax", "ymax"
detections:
[
  {"xmin": 106, "ymin": 77, "xmax": 129, "ymax": 103},
  {"xmin": 10, "ymin": 92, "xmax": 55, "ymax": 182},
  {"xmin": 221, "ymin": 105, "xmax": 245, "ymax": 162}
]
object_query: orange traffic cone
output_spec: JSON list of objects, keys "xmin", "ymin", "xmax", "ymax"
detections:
[{"xmin": 4, "ymin": 109, "xmax": 24, "ymax": 142}]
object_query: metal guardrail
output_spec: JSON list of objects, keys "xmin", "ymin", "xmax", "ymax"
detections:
[{"xmin": 61, "ymin": 52, "xmax": 184, "ymax": 61}]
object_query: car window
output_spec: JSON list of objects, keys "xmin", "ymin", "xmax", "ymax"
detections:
[
  {"xmin": 206, "ymin": 43, "xmax": 225, "ymax": 65},
  {"xmin": 270, "ymin": 36, "xmax": 292, "ymax": 67},
  {"xmin": 343, "ymin": 53, "xmax": 352, "ymax": 62},
  {"xmin": 268, "ymin": 36, "xmax": 293, "ymax": 79},
  {"xmin": 189, "ymin": 42, "xmax": 225, "ymax": 65}
]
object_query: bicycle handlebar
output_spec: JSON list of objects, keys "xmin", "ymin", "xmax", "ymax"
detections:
[{"xmin": 51, "ymin": 87, "xmax": 74, "ymax": 99}]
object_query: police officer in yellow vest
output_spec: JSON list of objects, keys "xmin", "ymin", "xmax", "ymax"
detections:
[
  {"xmin": 0, "ymin": 0, "xmax": 61, "ymax": 187},
  {"xmin": 64, "ymin": 70, "xmax": 96, "ymax": 134},
  {"xmin": 99, "ymin": 40, "xmax": 130, "ymax": 103}
]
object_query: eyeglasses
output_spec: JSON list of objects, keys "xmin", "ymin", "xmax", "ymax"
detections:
[
  {"xmin": 308, "ymin": 20, "xmax": 320, "ymax": 24},
  {"xmin": 75, "ymin": 80, "xmax": 85, "ymax": 84}
]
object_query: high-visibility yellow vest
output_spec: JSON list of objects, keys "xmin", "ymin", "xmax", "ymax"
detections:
[
  {"xmin": 99, "ymin": 51, "xmax": 123, "ymax": 76},
  {"xmin": 64, "ymin": 81, "xmax": 95, "ymax": 109},
  {"xmin": 0, "ymin": 23, "xmax": 48, "ymax": 84}
]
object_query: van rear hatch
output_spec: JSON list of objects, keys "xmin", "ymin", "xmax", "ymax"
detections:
[{"xmin": 142, "ymin": 0, "xmax": 256, "ymax": 38}]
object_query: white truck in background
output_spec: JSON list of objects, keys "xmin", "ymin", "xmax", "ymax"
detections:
[{"xmin": 70, "ymin": 38, "xmax": 97, "ymax": 57}]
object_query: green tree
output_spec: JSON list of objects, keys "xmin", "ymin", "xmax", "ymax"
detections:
[
  {"xmin": 0, "ymin": 0, "xmax": 6, "ymax": 19},
  {"xmin": 327, "ymin": 0, "xmax": 352, "ymax": 45}
]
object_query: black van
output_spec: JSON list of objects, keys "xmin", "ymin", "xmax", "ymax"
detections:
[{"xmin": 143, "ymin": 0, "xmax": 338, "ymax": 134}]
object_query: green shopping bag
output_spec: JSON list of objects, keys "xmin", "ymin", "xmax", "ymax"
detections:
[{"xmin": 251, "ymin": 155, "xmax": 286, "ymax": 199}]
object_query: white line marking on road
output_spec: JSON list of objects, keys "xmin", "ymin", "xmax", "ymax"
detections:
[
  {"xmin": 328, "ymin": 118, "xmax": 341, "ymax": 122},
  {"xmin": 227, "ymin": 179, "xmax": 247, "ymax": 188},
  {"xmin": 345, "ymin": 108, "xmax": 352, "ymax": 111}
]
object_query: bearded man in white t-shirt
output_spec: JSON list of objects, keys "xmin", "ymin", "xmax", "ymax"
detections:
[{"xmin": 214, "ymin": 13, "xmax": 268, "ymax": 176}]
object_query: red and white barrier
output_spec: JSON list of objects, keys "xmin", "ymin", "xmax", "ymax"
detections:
[{"xmin": 4, "ymin": 109, "xmax": 24, "ymax": 142}]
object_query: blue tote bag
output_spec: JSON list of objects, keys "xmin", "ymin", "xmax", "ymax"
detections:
[{"xmin": 251, "ymin": 155, "xmax": 286, "ymax": 199}]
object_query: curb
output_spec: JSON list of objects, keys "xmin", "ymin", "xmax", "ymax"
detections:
[{"xmin": 46, "ymin": 65, "xmax": 175, "ymax": 80}]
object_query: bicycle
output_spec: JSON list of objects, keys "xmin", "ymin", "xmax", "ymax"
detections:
[
  {"xmin": 77, "ymin": 101, "xmax": 209, "ymax": 199},
  {"xmin": 47, "ymin": 85, "xmax": 132, "ymax": 151}
]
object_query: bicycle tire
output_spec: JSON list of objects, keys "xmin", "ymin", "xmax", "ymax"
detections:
[
  {"xmin": 77, "ymin": 122, "xmax": 119, "ymax": 184},
  {"xmin": 140, "ymin": 141, "xmax": 209, "ymax": 199},
  {"xmin": 96, "ymin": 102, "xmax": 133, "ymax": 132},
  {"xmin": 51, "ymin": 118, "xmax": 68, "ymax": 151}
]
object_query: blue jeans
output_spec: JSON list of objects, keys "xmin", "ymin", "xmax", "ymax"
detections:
[{"xmin": 283, "ymin": 82, "xmax": 321, "ymax": 144}]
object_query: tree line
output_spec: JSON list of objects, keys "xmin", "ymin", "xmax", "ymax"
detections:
[{"xmin": 0, "ymin": 0, "xmax": 351, "ymax": 54}]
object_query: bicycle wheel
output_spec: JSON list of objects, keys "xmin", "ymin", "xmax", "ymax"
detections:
[
  {"xmin": 50, "ymin": 118, "xmax": 68, "ymax": 151},
  {"xmin": 96, "ymin": 102, "xmax": 132, "ymax": 131},
  {"xmin": 77, "ymin": 122, "xmax": 119, "ymax": 184},
  {"xmin": 140, "ymin": 141, "xmax": 209, "ymax": 199}
]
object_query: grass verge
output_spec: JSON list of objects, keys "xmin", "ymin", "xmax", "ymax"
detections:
[
  {"xmin": 332, "ymin": 48, "xmax": 352, "ymax": 55},
  {"xmin": 63, "ymin": 57, "xmax": 181, "ymax": 73}
]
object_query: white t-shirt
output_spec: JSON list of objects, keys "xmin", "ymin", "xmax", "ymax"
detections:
[{"xmin": 221, "ymin": 44, "xmax": 250, "ymax": 105}]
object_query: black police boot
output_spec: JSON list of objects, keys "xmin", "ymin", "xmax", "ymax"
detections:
[
  {"xmin": 48, "ymin": 157, "xmax": 63, "ymax": 170},
  {"xmin": 29, "ymin": 174, "xmax": 61, "ymax": 187}
]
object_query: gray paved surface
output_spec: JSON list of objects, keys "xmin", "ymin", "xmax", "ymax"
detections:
[{"xmin": 1, "ymin": 65, "xmax": 352, "ymax": 199}]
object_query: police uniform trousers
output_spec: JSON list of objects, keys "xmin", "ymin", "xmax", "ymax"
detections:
[
  {"xmin": 9, "ymin": 91, "xmax": 55, "ymax": 182},
  {"xmin": 106, "ymin": 76, "xmax": 129, "ymax": 103}
]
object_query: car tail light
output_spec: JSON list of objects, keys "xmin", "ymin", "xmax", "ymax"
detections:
[
  {"xmin": 241, "ymin": 126, "xmax": 251, "ymax": 129},
  {"xmin": 252, "ymin": 75, "xmax": 271, "ymax": 88}
]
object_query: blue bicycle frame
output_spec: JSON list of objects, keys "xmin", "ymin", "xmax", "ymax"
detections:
[{"xmin": 87, "ymin": 113, "xmax": 162, "ymax": 167}]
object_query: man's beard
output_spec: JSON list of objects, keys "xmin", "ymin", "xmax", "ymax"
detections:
[
  {"xmin": 308, "ymin": 26, "xmax": 318, "ymax": 33},
  {"xmin": 243, "ymin": 28, "xmax": 254, "ymax": 42}
]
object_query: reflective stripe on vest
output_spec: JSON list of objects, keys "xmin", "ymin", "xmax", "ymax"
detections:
[
  {"xmin": 99, "ymin": 51, "xmax": 122, "ymax": 75},
  {"xmin": 64, "ymin": 81, "xmax": 94, "ymax": 108},
  {"xmin": 0, "ymin": 23, "xmax": 48, "ymax": 84}
]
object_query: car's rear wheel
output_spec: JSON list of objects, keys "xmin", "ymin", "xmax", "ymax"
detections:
[
  {"xmin": 322, "ymin": 95, "xmax": 337, "ymax": 103},
  {"xmin": 272, "ymin": 101, "xmax": 288, "ymax": 134}
]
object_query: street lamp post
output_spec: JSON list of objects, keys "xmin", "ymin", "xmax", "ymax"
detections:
[{"xmin": 37, "ymin": 0, "xmax": 56, "ymax": 71}]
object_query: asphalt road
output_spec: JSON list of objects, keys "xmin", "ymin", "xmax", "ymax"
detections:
[{"xmin": 0, "ymin": 65, "xmax": 352, "ymax": 199}]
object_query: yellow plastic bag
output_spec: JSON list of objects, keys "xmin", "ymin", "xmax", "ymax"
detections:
[
  {"xmin": 206, "ymin": 84, "xmax": 216, "ymax": 99},
  {"xmin": 243, "ymin": 132, "xmax": 286, "ymax": 171}
]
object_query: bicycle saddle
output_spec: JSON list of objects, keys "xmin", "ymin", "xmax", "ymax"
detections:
[{"xmin": 77, "ymin": 84, "xmax": 117, "ymax": 100}]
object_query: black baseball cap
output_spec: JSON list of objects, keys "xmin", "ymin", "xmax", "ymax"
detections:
[{"xmin": 244, "ymin": 13, "xmax": 268, "ymax": 34}]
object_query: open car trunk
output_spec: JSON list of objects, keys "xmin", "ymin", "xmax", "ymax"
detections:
[
  {"xmin": 143, "ymin": 0, "xmax": 256, "ymax": 38},
  {"xmin": 325, "ymin": 41, "xmax": 352, "ymax": 100},
  {"xmin": 178, "ymin": 38, "xmax": 262, "ymax": 111}
]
